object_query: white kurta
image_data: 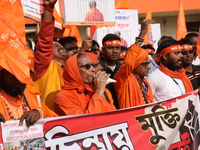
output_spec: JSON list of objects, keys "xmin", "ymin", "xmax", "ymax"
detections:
[{"xmin": 147, "ymin": 68, "xmax": 186, "ymax": 102}]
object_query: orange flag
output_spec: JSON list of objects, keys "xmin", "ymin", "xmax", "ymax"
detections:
[
  {"xmin": 176, "ymin": 0, "xmax": 187, "ymax": 40},
  {"xmin": 144, "ymin": 8, "xmax": 154, "ymax": 47},
  {"xmin": 63, "ymin": 26, "xmax": 82, "ymax": 47},
  {"xmin": 0, "ymin": 0, "xmax": 31, "ymax": 85},
  {"xmin": 53, "ymin": 9, "xmax": 64, "ymax": 25},
  {"xmin": 115, "ymin": 0, "xmax": 130, "ymax": 9}
]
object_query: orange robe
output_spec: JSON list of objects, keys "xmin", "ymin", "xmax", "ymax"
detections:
[
  {"xmin": 0, "ymin": 86, "xmax": 57, "ymax": 121},
  {"xmin": 33, "ymin": 19, "xmax": 64, "ymax": 111},
  {"xmin": 84, "ymin": 8, "xmax": 104, "ymax": 21},
  {"xmin": 54, "ymin": 53, "xmax": 116, "ymax": 116},
  {"xmin": 114, "ymin": 44, "xmax": 154, "ymax": 109}
]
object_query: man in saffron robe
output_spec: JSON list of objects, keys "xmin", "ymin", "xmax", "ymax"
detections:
[
  {"xmin": 0, "ymin": 0, "xmax": 58, "ymax": 127},
  {"xmin": 84, "ymin": 0, "xmax": 104, "ymax": 21},
  {"xmin": 54, "ymin": 52, "xmax": 116, "ymax": 115},
  {"xmin": 114, "ymin": 19, "xmax": 155, "ymax": 109}
]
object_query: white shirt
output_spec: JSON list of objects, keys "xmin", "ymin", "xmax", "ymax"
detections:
[
  {"xmin": 192, "ymin": 57, "xmax": 200, "ymax": 65},
  {"xmin": 149, "ymin": 56, "xmax": 158, "ymax": 73},
  {"xmin": 147, "ymin": 68, "xmax": 186, "ymax": 102}
]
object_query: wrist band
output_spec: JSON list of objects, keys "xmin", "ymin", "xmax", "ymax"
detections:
[
  {"xmin": 44, "ymin": 6, "xmax": 54, "ymax": 11},
  {"xmin": 135, "ymin": 37, "xmax": 144, "ymax": 43},
  {"xmin": 36, "ymin": 109, "xmax": 44, "ymax": 119}
]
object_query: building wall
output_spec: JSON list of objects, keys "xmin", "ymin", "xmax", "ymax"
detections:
[
  {"xmin": 127, "ymin": 0, "xmax": 200, "ymax": 13},
  {"xmin": 152, "ymin": 14, "xmax": 199, "ymax": 39}
]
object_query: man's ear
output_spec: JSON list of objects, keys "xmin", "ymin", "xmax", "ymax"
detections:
[
  {"xmin": 162, "ymin": 54, "xmax": 168, "ymax": 60},
  {"xmin": 101, "ymin": 47, "xmax": 105, "ymax": 53}
]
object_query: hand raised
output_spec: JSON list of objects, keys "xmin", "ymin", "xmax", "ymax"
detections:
[
  {"xmin": 43, "ymin": 0, "xmax": 57, "ymax": 8},
  {"xmin": 140, "ymin": 19, "xmax": 155, "ymax": 34},
  {"xmin": 80, "ymin": 36, "xmax": 92, "ymax": 52}
]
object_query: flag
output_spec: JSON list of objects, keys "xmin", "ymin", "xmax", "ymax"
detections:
[
  {"xmin": 53, "ymin": 8, "xmax": 64, "ymax": 26},
  {"xmin": 63, "ymin": 26, "xmax": 82, "ymax": 47},
  {"xmin": 176, "ymin": 0, "xmax": 187, "ymax": 40},
  {"xmin": 115, "ymin": 0, "xmax": 130, "ymax": 9},
  {"xmin": 144, "ymin": 8, "xmax": 154, "ymax": 47},
  {"xmin": 0, "ymin": 0, "xmax": 31, "ymax": 85}
]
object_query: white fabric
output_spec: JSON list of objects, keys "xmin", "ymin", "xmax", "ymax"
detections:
[
  {"xmin": 147, "ymin": 68, "xmax": 186, "ymax": 102},
  {"xmin": 149, "ymin": 56, "xmax": 158, "ymax": 74},
  {"xmin": 192, "ymin": 57, "xmax": 200, "ymax": 65},
  {"xmin": 107, "ymin": 65, "xmax": 116, "ymax": 72}
]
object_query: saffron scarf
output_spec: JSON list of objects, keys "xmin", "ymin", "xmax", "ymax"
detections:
[
  {"xmin": 159, "ymin": 63, "xmax": 193, "ymax": 93},
  {"xmin": 62, "ymin": 52, "xmax": 98, "ymax": 93}
]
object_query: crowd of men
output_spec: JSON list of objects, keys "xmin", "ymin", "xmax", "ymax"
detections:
[{"xmin": 0, "ymin": 0, "xmax": 199, "ymax": 127}]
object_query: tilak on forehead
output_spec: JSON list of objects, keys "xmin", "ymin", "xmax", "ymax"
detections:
[{"xmin": 103, "ymin": 40, "xmax": 121, "ymax": 47}]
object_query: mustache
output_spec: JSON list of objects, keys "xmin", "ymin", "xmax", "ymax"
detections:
[{"xmin": 177, "ymin": 58, "xmax": 183, "ymax": 62}]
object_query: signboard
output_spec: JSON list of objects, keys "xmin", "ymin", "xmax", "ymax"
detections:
[
  {"xmin": 62, "ymin": 0, "xmax": 115, "ymax": 26},
  {"xmin": 21, "ymin": 0, "xmax": 63, "ymax": 29}
]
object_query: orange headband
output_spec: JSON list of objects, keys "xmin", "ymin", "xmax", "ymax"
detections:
[
  {"xmin": 160, "ymin": 44, "xmax": 182, "ymax": 56},
  {"xmin": 182, "ymin": 44, "xmax": 193, "ymax": 50},
  {"xmin": 118, "ymin": 51, "xmax": 127, "ymax": 59},
  {"xmin": 103, "ymin": 40, "xmax": 121, "ymax": 47}
]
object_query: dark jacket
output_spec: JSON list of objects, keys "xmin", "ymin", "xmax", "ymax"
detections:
[{"xmin": 100, "ymin": 60, "xmax": 121, "ymax": 109}]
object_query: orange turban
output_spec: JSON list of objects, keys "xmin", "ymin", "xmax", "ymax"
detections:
[{"xmin": 134, "ymin": 48, "xmax": 148, "ymax": 68}]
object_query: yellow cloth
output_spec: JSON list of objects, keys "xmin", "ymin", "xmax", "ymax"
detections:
[{"xmin": 33, "ymin": 60, "xmax": 64, "ymax": 111}]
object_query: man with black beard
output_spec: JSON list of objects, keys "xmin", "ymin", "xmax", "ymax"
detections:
[
  {"xmin": 147, "ymin": 39, "xmax": 193, "ymax": 102},
  {"xmin": 0, "ymin": 69, "xmax": 45, "ymax": 127}
]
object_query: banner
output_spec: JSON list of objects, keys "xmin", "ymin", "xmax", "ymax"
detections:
[
  {"xmin": 1, "ymin": 91, "xmax": 200, "ymax": 149},
  {"xmin": 62, "ymin": 0, "xmax": 115, "ymax": 26}
]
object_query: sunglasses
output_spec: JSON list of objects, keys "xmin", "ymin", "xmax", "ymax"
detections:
[
  {"xmin": 181, "ymin": 49, "xmax": 195, "ymax": 55},
  {"xmin": 65, "ymin": 47, "xmax": 78, "ymax": 51},
  {"xmin": 141, "ymin": 62, "xmax": 151, "ymax": 67},
  {"xmin": 79, "ymin": 62, "xmax": 100, "ymax": 70}
]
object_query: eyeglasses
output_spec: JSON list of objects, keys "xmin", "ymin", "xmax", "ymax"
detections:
[
  {"xmin": 140, "ymin": 62, "xmax": 151, "ymax": 67},
  {"xmin": 65, "ymin": 47, "xmax": 78, "ymax": 51},
  {"xmin": 79, "ymin": 62, "xmax": 100, "ymax": 70},
  {"xmin": 181, "ymin": 49, "xmax": 195, "ymax": 55}
]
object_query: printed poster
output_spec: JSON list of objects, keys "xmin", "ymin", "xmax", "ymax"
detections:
[
  {"xmin": 21, "ymin": 0, "xmax": 63, "ymax": 29},
  {"xmin": 62, "ymin": 0, "xmax": 115, "ymax": 26},
  {"xmin": 92, "ymin": 9, "xmax": 139, "ymax": 47},
  {"xmin": 1, "ymin": 120, "xmax": 45, "ymax": 150}
]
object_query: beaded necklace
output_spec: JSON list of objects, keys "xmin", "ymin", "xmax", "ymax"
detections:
[
  {"xmin": 134, "ymin": 75, "xmax": 149, "ymax": 104},
  {"xmin": 0, "ymin": 90, "xmax": 30, "ymax": 120}
]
